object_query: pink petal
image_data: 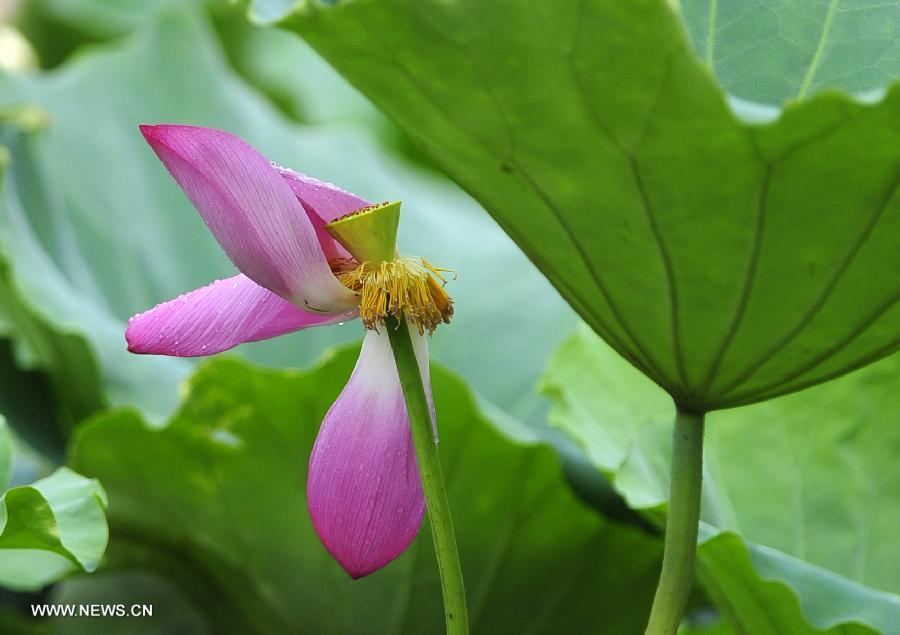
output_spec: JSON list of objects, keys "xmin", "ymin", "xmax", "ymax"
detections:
[
  {"xmin": 276, "ymin": 166, "xmax": 370, "ymax": 223},
  {"xmin": 140, "ymin": 125, "xmax": 356, "ymax": 312},
  {"xmin": 308, "ymin": 327, "xmax": 434, "ymax": 578},
  {"xmin": 277, "ymin": 167, "xmax": 371, "ymax": 260},
  {"xmin": 126, "ymin": 274, "xmax": 353, "ymax": 357}
]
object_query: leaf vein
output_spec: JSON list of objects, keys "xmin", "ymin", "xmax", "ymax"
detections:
[
  {"xmin": 722, "ymin": 286, "xmax": 900, "ymax": 407},
  {"xmin": 706, "ymin": 0, "xmax": 719, "ymax": 66},
  {"xmin": 714, "ymin": 171, "xmax": 900, "ymax": 403},
  {"xmin": 695, "ymin": 164, "xmax": 771, "ymax": 399},
  {"xmin": 797, "ymin": 0, "xmax": 840, "ymax": 99}
]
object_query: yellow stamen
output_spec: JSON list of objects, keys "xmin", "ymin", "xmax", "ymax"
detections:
[{"xmin": 331, "ymin": 256, "xmax": 454, "ymax": 335}]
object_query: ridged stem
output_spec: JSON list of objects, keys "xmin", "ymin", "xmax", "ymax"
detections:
[{"xmin": 645, "ymin": 408, "xmax": 705, "ymax": 635}]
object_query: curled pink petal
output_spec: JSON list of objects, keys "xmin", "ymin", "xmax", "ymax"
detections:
[
  {"xmin": 126, "ymin": 274, "xmax": 354, "ymax": 357},
  {"xmin": 308, "ymin": 327, "xmax": 434, "ymax": 578},
  {"xmin": 140, "ymin": 125, "xmax": 356, "ymax": 312},
  {"xmin": 277, "ymin": 167, "xmax": 371, "ymax": 260},
  {"xmin": 276, "ymin": 166, "xmax": 370, "ymax": 223}
]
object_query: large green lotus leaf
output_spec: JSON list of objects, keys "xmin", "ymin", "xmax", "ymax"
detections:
[
  {"xmin": 682, "ymin": 0, "xmax": 900, "ymax": 105},
  {"xmin": 64, "ymin": 348, "xmax": 663, "ymax": 634},
  {"xmin": 540, "ymin": 325, "xmax": 900, "ymax": 633},
  {"xmin": 0, "ymin": 9, "xmax": 575, "ymax": 432},
  {"xmin": 284, "ymin": 0, "xmax": 900, "ymax": 411},
  {"xmin": 0, "ymin": 465, "xmax": 108, "ymax": 591}
]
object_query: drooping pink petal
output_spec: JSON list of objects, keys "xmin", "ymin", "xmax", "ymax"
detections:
[
  {"xmin": 308, "ymin": 327, "xmax": 434, "ymax": 578},
  {"xmin": 140, "ymin": 125, "xmax": 356, "ymax": 312},
  {"xmin": 126, "ymin": 274, "xmax": 354, "ymax": 357}
]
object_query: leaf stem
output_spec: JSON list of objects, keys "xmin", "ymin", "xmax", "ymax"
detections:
[
  {"xmin": 387, "ymin": 318, "xmax": 469, "ymax": 635},
  {"xmin": 645, "ymin": 408, "xmax": 705, "ymax": 635}
]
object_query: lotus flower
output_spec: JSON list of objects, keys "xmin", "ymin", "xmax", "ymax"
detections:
[{"xmin": 126, "ymin": 125, "xmax": 453, "ymax": 578}]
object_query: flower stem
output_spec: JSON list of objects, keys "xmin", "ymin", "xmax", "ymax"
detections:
[
  {"xmin": 645, "ymin": 408, "xmax": 705, "ymax": 635},
  {"xmin": 387, "ymin": 318, "xmax": 468, "ymax": 635}
]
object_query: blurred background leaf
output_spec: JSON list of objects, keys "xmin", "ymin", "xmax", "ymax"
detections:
[
  {"xmin": 0, "ymin": 419, "xmax": 95, "ymax": 630},
  {"xmin": 0, "ymin": 456, "xmax": 108, "ymax": 592},
  {"xmin": 14, "ymin": 0, "xmax": 185, "ymax": 52},
  {"xmin": 246, "ymin": 0, "xmax": 297, "ymax": 24},
  {"xmin": 0, "ymin": 419, "xmax": 12, "ymax": 490},
  {"xmin": 59, "ymin": 348, "xmax": 663, "ymax": 635},
  {"xmin": 541, "ymin": 324, "xmax": 900, "ymax": 633},
  {"xmin": 11, "ymin": 0, "xmax": 433, "ymax": 165},
  {"xmin": 682, "ymin": 0, "xmax": 900, "ymax": 105},
  {"xmin": 0, "ymin": 145, "xmax": 100, "ymax": 459},
  {"xmin": 0, "ymin": 123, "xmax": 184, "ymax": 431}
]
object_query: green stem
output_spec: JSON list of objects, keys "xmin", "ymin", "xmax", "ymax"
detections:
[
  {"xmin": 645, "ymin": 409, "xmax": 705, "ymax": 635},
  {"xmin": 387, "ymin": 318, "xmax": 469, "ymax": 635}
]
